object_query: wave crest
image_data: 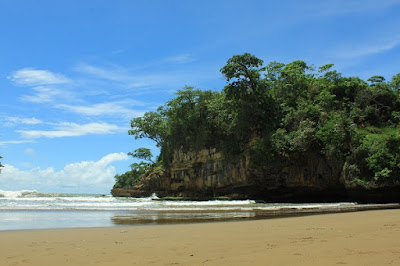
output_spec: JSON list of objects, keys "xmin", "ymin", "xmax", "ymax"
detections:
[{"xmin": 0, "ymin": 190, "xmax": 39, "ymax": 198}]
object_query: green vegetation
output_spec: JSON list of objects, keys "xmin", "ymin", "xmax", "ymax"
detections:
[
  {"xmin": 116, "ymin": 53, "xmax": 400, "ymax": 188},
  {"xmin": 0, "ymin": 156, "xmax": 3, "ymax": 169},
  {"xmin": 113, "ymin": 148, "xmax": 158, "ymax": 189}
]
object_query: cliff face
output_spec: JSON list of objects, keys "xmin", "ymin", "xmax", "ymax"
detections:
[
  {"xmin": 111, "ymin": 147, "xmax": 400, "ymax": 202},
  {"xmin": 167, "ymin": 148, "xmax": 249, "ymax": 196},
  {"xmin": 112, "ymin": 148, "xmax": 250, "ymax": 199},
  {"xmin": 111, "ymin": 148, "xmax": 371, "ymax": 201}
]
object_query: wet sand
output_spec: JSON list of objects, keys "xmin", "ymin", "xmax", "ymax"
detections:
[{"xmin": 1, "ymin": 209, "xmax": 400, "ymax": 265}]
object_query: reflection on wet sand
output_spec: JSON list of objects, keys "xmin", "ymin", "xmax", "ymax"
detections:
[
  {"xmin": 111, "ymin": 203, "xmax": 400, "ymax": 225},
  {"xmin": 112, "ymin": 211, "xmax": 257, "ymax": 225}
]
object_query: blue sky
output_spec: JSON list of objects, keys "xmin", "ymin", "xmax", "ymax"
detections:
[{"xmin": 1, "ymin": 0, "xmax": 400, "ymax": 194}]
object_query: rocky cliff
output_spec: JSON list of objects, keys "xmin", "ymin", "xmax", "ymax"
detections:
[
  {"xmin": 111, "ymin": 147, "xmax": 400, "ymax": 202},
  {"xmin": 112, "ymin": 148, "xmax": 249, "ymax": 199}
]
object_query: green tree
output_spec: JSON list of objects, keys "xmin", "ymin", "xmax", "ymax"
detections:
[
  {"xmin": 128, "ymin": 148, "xmax": 155, "ymax": 164},
  {"xmin": 220, "ymin": 52, "xmax": 265, "ymax": 98},
  {"xmin": 220, "ymin": 53, "xmax": 276, "ymax": 137},
  {"xmin": 162, "ymin": 86, "xmax": 223, "ymax": 151},
  {"xmin": 113, "ymin": 149, "xmax": 154, "ymax": 189},
  {"xmin": 114, "ymin": 162, "xmax": 150, "ymax": 188},
  {"xmin": 318, "ymin": 63, "xmax": 334, "ymax": 73},
  {"xmin": 129, "ymin": 111, "xmax": 166, "ymax": 147},
  {"xmin": 368, "ymin": 75, "xmax": 385, "ymax": 85},
  {"xmin": 356, "ymin": 133, "xmax": 400, "ymax": 182},
  {"xmin": 266, "ymin": 61, "xmax": 285, "ymax": 82},
  {"xmin": 391, "ymin": 73, "xmax": 400, "ymax": 90},
  {"xmin": 274, "ymin": 60, "xmax": 312, "ymax": 108}
]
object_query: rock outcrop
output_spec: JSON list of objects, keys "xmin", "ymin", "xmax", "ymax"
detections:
[
  {"xmin": 111, "ymin": 147, "xmax": 400, "ymax": 202},
  {"xmin": 112, "ymin": 148, "xmax": 251, "ymax": 199}
]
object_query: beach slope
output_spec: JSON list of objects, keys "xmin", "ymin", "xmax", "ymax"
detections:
[{"xmin": 1, "ymin": 209, "xmax": 400, "ymax": 265}]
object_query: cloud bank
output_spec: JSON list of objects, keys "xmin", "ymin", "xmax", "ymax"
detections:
[
  {"xmin": 17, "ymin": 122, "xmax": 123, "ymax": 139},
  {"xmin": 56, "ymin": 101, "xmax": 145, "ymax": 118},
  {"xmin": 4, "ymin": 117, "xmax": 43, "ymax": 126},
  {"xmin": 9, "ymin": 69, "xmax": 70, "ymax": 86},
  {"xmin": 335, "ymin": 38, "xmax": 400, "ymax": 59},
  {"xmin": 0, "ymin": 153, "xmax": 129, "ymax": 193}
]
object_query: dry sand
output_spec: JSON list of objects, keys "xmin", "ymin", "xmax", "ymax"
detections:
[{"xmin": 1, "ymin": 209, "xmax": 400, "ymax": 266}]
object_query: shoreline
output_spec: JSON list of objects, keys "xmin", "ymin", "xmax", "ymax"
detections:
[
  {"xmin": 3, "ymin": 203, "xmax": 400, "ymax": 231},
  {"xmin": 0, "ymin": 203, "xmax": 400, "ymax": 232},
  {"xmin": 111, "ymin": 202, "xmax": 400, "ymax": 226},
  {"xmin": 1, "ymin": 202, "xmax": 399, "ymax": 232},
  {"xmin": 2, "ymin": 209, "xmax": 400, "ymax": 265}
]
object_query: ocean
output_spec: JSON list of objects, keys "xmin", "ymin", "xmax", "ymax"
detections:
[{"xmin": 0, "ymin": 190, "xmax": 398, "ymax": 231}]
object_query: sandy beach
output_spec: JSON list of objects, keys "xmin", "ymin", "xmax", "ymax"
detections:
[{"xmin": 1, "ymin": 209, "xmax": 400, "ymax": 266}]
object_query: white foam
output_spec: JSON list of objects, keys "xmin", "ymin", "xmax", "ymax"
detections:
[
  {"xmin": 163, "ymin": 199, "xmax": 256, "ymax": 206},
  {"xmin": 150, "ymin": 193, "xmax": 159, "ymax": 200},
  {"xmin": 0, "ymin": 190, "xmax": 369, "ymax": 213},
  {"xmin": 0, "ymin": 190, "xmax": 38, "ymax": 198}
]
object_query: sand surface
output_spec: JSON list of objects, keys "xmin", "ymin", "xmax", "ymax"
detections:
[{"xmin": 1, "ymin": 209, "xmax": 400, "ymax": 265}]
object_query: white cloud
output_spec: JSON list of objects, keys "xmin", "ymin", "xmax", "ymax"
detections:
[
  {"xmin": 18, "ymin": 122, "xmax": 123, "ymax": 139},
  {"xmin": 20, "ymin": 86, "xmax": 66, "ymax": 103},
  {"xmin": 335, "ymin": 38, "xmax": 400, "ymax": 59},
  {"xmin": 0, "ymin": 140, "xmax": 35, "ymax": 146},
  {"xmin": 0, "ymin": 153, "xmax": 129, "ymax": 193},
  {"xmin": 75, "ymin": 63, "xmax": 198, "ymax": 90},
  {"xmin": 75, "ymin": 64, "xmax": 125, "ymax": 81},
  {"xmin": 56, "ymin": 101, "xmax": 145, "ymax": 118},
  {"xmin": 9, "ymin": 69, "xmax": 70, "ymax": 86},
  {"xmin": 3, "ymin": 116, "xmax": 43, "ymax": 126},
  {"xmin": 75, "ymin": 63, "xmax": 152, "ymax": 89},
  {"xmin": 9, "ymin": 69, "xmax": 75, "ymax": 104}
]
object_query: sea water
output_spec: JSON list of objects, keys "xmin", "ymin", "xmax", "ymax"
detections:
[{"xmin": 0, "ymin": 190, "xmax": 398, "ymax": 231}]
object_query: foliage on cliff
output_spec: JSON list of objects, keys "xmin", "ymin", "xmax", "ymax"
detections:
[
  {"xmin": 121, "ymin": 53, "xmax": 400, "ymax": 188},
  {"xmin": 113, "ymin": 148, "xmax": 157, "ymax": 189}
]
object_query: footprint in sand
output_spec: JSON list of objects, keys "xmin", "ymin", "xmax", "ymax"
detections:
[{"xmin": 265, "ymin": 244, "xmax": 278, "ymax": 249}]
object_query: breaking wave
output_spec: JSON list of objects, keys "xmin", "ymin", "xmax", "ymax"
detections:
[
  {"xmin": 0, "ymin": 190, "xmax": 41, "ymax": 198},
  {"xmin": 0, "ymin": 190, "xmax": 397, "ymax": 213},
  {"xmin": 1, "ymin": 190, "xmax": 399, "ymax": 230}
]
